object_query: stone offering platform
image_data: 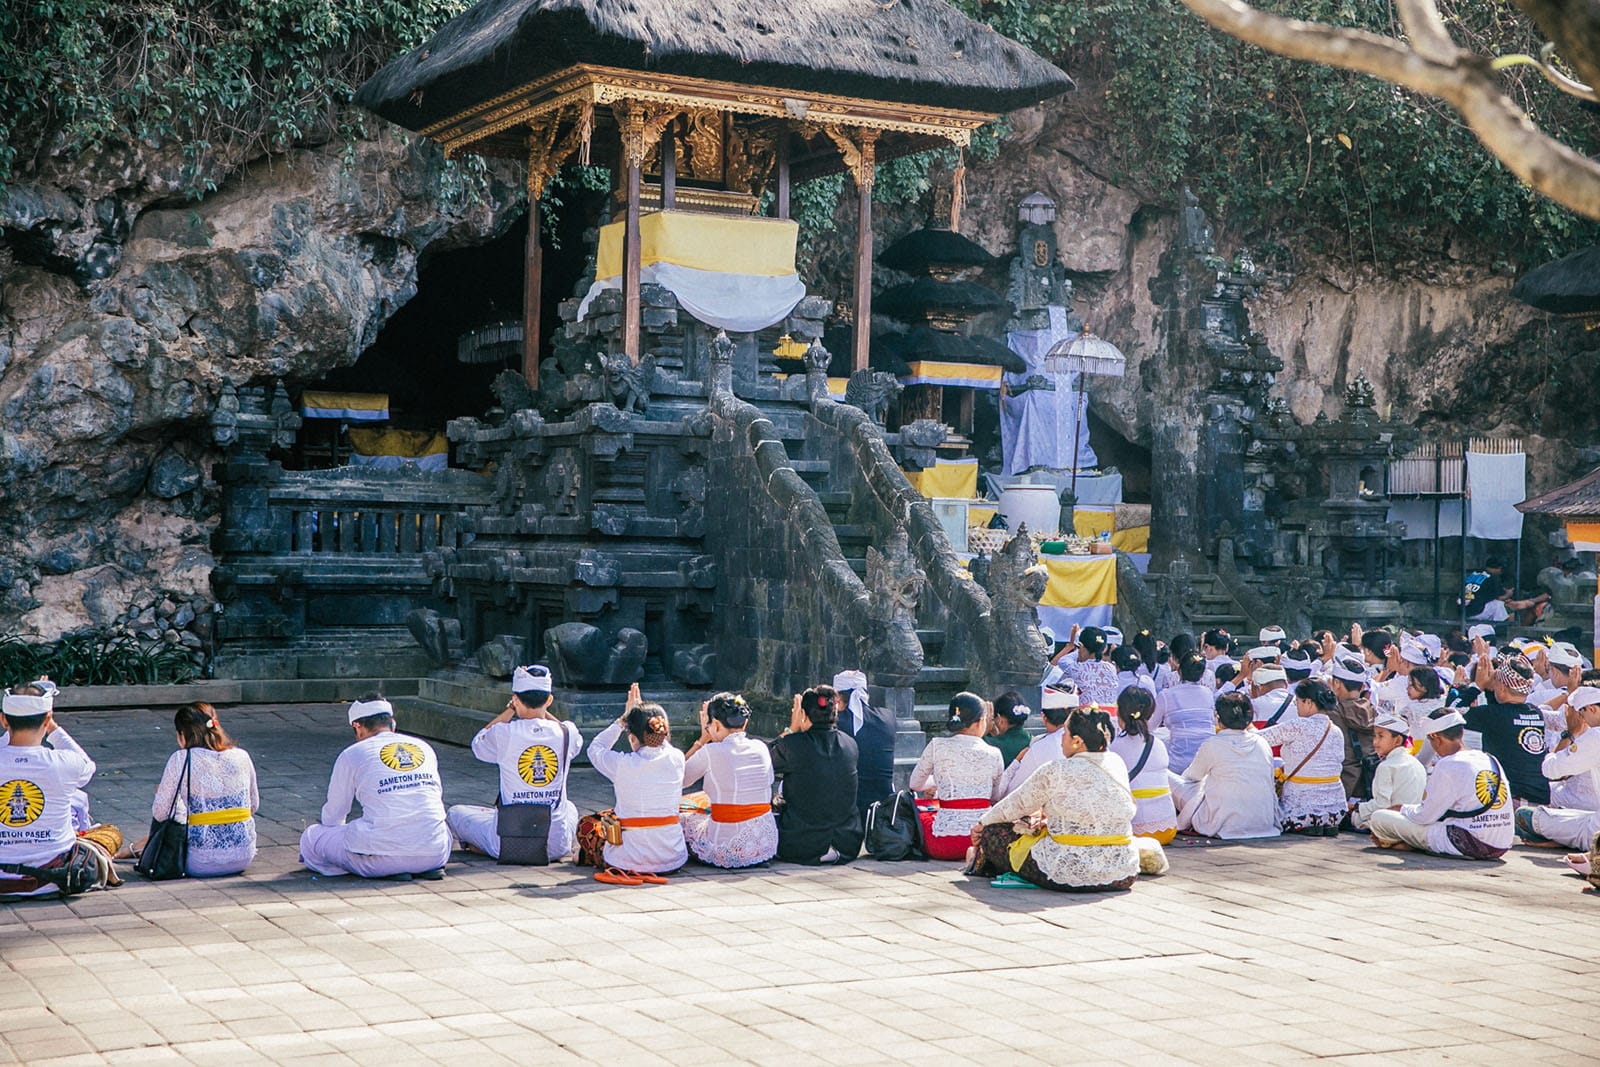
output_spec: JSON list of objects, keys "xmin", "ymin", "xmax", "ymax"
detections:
[{"xmin": 3, "ymin": 705, "xmax": 1596, "ymax": 1066}]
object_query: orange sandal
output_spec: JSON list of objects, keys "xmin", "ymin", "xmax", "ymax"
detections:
[
  {"xmin": 631, "ymin": 870, "xmax": 669, "ymax": 885},
  {"xmin": 594, "ymin": 867, "xmax": 644, "ymax": 886}
]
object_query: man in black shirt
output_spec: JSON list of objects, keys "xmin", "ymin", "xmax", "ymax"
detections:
[{"xmin": 1463, "ymin": 652, "xmax": 1550, "ymax": 805}]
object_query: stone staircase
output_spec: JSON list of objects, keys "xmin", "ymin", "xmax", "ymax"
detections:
[{"xmin": 1185, "ymin": 571, "xmax": 1250, "ymax": 638}]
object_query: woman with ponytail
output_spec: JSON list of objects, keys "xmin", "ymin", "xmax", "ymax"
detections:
[
  {"xmin": 135, "ymin": 703, "xmax": 258, "ymax": 877},
  {"xmin": 679, "ymin": 692, "xmax": 777, "ymax": 868},
  {"xmin": 972, "ymin": 709, "xmax": 1168, "ymax": 891},
  {"xmin": 770, "ymin": 686, "xmax": 864, "ymax": 864},
  {"xmin": 1109, "ymin": 688, "xmax": 1177, "ymax": 844},
  {"xmin": 583, "ymin": 683, "xmax": 687, "ymax": 883},
  {"xmin": 908, "ymin": 693, "xmax": 1003, "ymax": 860}
]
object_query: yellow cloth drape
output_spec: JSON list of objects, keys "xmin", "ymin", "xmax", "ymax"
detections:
[
  {"xmin": 1073, "ymin": 506, "xmax": 1116, "ymax": 539},
  {"xmin": 900, "ymin": 361, "xmax": 1004, "ymax": 390},
  {"xmin": 347, "ymin": 427, "xmax": 448, "ymax": 458},
  {"xmin": 969, "ymin": 505, "xmax": 998, "ymax": 527},
  {"xmin": 594, "ymin": 211, "xmax": 799, "ymax": 279},
  {"xmin": 1039, "ymin": 555, "xmax": 1118, "ymax": 611},
  {"xmin": 905, "ymin": 459, "xmax": 979, "ymax": 500},
  {"xmin": 1110, "ymin": 526, "xmax": 1150, "ymax": 553},
  {"xmin": 301, "ymin": 391, "xmax": 389, "ymax": 420},
  {"xmin": 1008, "ymin": 828, "xmax": 1134, "ymax": 872}
]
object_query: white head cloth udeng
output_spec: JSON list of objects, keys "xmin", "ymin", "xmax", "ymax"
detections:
[
  {"xmin": 1373, "ymin": 713, "xmax": 1411, "ymax": 737},
  {"xmin": 1400, "ymin": 644, "xmax": 1431, "ymax": 667},
  {"xmin": 2, "ymin": 690, "xmax": 52, "ymax": 717},
  {"xmin": 1259, "ymin": 626, "xmax": 1287, "ymax": 643},
  {"xmin": 1467, "ymin": 623, "xmax": 1496, "ymax": 641},
  {"xmin": 1041, "ymin": 687, "xmax": 1077, "ymax": 710},
  {"xmin": 1252, "ymin": 666, "xmax": 1287, "ymax": 686},
  {"xmin": 1248, "ymin": 645, "xmax": 1281, "ymax": 662},
  {"xmin": 348, "ymin": 698, "xmax": 393, "ymax": 725},
  {"xmin": 833, "ymin": 669, "xmax": 870, "ymax": 732},
  {"xmin": 512, "ymin": 665, "xmax": 553, "ymax": 694},
  {"xmin": 1419, "ymin": 709, "xmax": 1467, "ymax": 734},
  {"xmin": 1331, "ymin": 658, "xmax": 1368, "ymax": 684},
  {"xmin": 1570, "ymin": 686, "xmax": 1600, "ymax": 712}
]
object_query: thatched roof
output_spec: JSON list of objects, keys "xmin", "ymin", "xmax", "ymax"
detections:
[
  {"xmin": 876, "ymin": 277, "xmax": 1009, "ymax": 321},
  {"xmin": 878, "ymin": 327, "xmax": 1025, "ymax": 372},
  {"xmin": 1512, "ymin": 245, "xmax": 1600, "ymax": 316},
  {"xmin": 355, "ymin": 0, "xmax": 1072, "ymax": 131},
  {"xmin": 1518, "ymin": 466, "xmax": 1600, "ymax": 517},
  {"xmin": 878, "ymin": 227, "xmax": 995, "ymax": 273}
]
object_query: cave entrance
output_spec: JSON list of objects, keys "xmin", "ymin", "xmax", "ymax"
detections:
[{"xmin": 282, "ymin": 177, "xmax": 606, "ymax": 470}]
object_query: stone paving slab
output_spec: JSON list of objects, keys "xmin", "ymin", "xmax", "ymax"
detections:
[{"xmin": 3, "ymin": 705, "xmax": 1599, "ymax": 1065}]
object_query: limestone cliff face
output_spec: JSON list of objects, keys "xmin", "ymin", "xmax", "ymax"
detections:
[{"xmin": 0, "ymin": 121, "xmax": 521, "ymax": 640}]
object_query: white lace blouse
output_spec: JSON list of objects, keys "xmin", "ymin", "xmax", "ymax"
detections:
[
  {"xmin": 152, "ymin": 747, "xmax": 259, "ymax": 876},
  {"xmin": 1258, "ymin": 713, "xmax": 1347, "ymax": 819},
  {"xmin": 908, "ymin": 734, "xmax": 1002, "ymax": 838},
  {"xmin": 680, "ymin": 732, "xmax": 778, "ymax": 868},
  {"xmin": 979, "ymin": 752, "xmax": 1139, "ymax": 887}
]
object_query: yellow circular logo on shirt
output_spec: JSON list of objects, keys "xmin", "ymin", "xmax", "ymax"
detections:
[
  {"xmin": 0, "ymin": 779, "xmax": 45, "ymax": 828},
  {"xmin": 378, "ymin": 742, "xmax": 427, "ymax": 772},
  {"xmin": 516, "ymin": 744, "xmax": 560, "ymax": 787},
  {"xmin": 1474, "ymin": 770, "xmax": 1508, "ymax": 810}
]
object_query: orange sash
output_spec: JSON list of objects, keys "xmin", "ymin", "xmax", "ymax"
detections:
[
  {"xmin": 617, "ymin": 815, "xmax": 679, "ymax": 829},
  {"xmin": 710, "ymin": 803, "xmax": 772, "ymax": 824}
]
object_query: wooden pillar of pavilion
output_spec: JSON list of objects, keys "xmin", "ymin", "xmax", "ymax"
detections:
[
  {"xmin": 619, "ymin": 105, "xmax": 646, "ymax": 363},
  {"xmin": 522, "ymin": 138, "xmax": 556, "ymax": 390},
  {"xmin": 835, "ymin": 127, "xmax": 878, "ymax": 373}
]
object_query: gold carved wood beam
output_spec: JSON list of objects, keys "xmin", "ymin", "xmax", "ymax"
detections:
[{"xmin": 426, "ymin": 64, "xmax": 991, "ymax": 159}]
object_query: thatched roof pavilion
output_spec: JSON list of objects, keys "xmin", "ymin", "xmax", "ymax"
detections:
[
  {"xmin": 354, "ymin": 0, "xmax": 1070, "ymax": 384},
  {"xmin": 1511, "ymin": 244, "xmax": 1600, "ymax": 326}
]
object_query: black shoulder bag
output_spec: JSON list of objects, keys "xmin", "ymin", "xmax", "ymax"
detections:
[
  {"xmin": 1127, "ymin": 734, "xmax": 1156, "ymax": 779},
  {"xmin": 135, "ymin": 751, "xmax": 191, "ymax": 881},
  {"xmin": 496, "ymin": 721, "xmax": 573, "ymax": 866},
  {"xmin": 1264, "ymin": 691, "xmax": 1295, "ymax": 728}
]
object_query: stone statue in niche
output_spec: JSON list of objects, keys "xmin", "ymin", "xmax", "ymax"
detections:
[
  {"xmin": 490, "ymin": 369, "xmax": 538, "ymax": 415},
  {"xmin": 981, "ymin": 524, "xmax": 1051, "ymax": 667},
  {"xmin": 844, "ymin": 369, "xmax": 902, "ymax": 426},
  {"xmin": 861, "ymin": 528, "xmax": 926, "ymax": 687},
  {"xmin": 544, "ymin": 621, "xmax": 648, "ymax": 685},
  {"xmin": 603, "ymin": 352, "xmax": 654, "ymax": 413},
  {"xmin": 1007, "ymin": 192, "xmax": 1072, "ymax": 332}
]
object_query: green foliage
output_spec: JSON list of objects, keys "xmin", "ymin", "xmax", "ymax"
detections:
[
  {"xmin": 0, "ymin": 0, "xmax": 472, "ymax": 194},
  {"xmin": 0, "ymin": 634, "xmax": 200, "ymax": 687},
  {"xmin": 951, "ymin": 0, "xmax": 1600, "ymax": 264}
]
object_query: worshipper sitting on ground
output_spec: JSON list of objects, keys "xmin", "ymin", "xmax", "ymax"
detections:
[
  {"xmin": 1150, "ymin": 652, "xmax": 1216, "ymax": 775},
  {"xmin": 0, "ymin": 681, "xmax": 114, "ymax": 899},
  {"xmin": 123, "ymin": 703, "xmax": 258, "ymax": 878},
  {"xmin": 299, "ymin": 695, "xmax": 450, "ymax": 881},
  {"xmin": 1109, "ymin": 687, "xmax": 1177, "ymax": 844},
  {"xmin": 1112, "ymin": 646, "xmax": 1157, "ymax": 697},
  {"xmin": 1512, "ymin": 686, "xmax": 1600, "ymax": 859},
  {"xmin": 830, "ymin": 669, "xmax": 896, "ymax": 822},
  {"xmin": 1168, "ymin": 692, "xmax": 1280, "ymax": 840},
  {"xmin": 679, "ymin": 692, "xmax": 778, "ymax": 869},
  {"xmin": 985, "ymin": 692, "xmax": 1032, "ymax": 769},
  {"xmin": 1346, "ymin": 714, "xmax": 1426, "ymax": 832},
  {"xmin": 1367, "ymin": 709, "xmax": 1515, "ymax": 860},
  {"xmin": 1462, "ymin": 648, "xmax": 1551, "ymax": 807},
  {"xmin": 1258, "ymin": 681, "xmax": 1348, "ymax": 837},
  {"xmin": 1328, "ymin": 658, "xmax": 1378, "ymax": 799},
  {"xmin": 909, "ymin": 693, "xmax": 1003, "ymax": 861},
  {"xmin": 769, "ymin": 686, "xmax": 862, "ymax": 865},
  {"xmin": 1214, "ymin": 663, "xmax": 1243, "ymax": 696},
  {"xmin": 1200, "ymin": 628, "xmax": 1236, "ymax": 688},
  {"xmin": 1049, "ymin": 626, "xmax": 1120, "ymax": 708},
  {"xmin": 580, "ymin": 685, "xmax": 687, "ymax": 884},
  {"xmin": 999, "ymin": 684, "xmax": 1077, "ymax": 797},
  {"xmin": 970, "ymin": 709, "xmax": 1168, "ymax": 892},
  {"xmin": 1248, "ymin": 663, "xmax": 1295, "ymax": 729},
  {"xmin": 447, "ymin": 665, "xmax": 581, "ymax": 865},
  {"xmin": 0, "ymin": 678, "xmax": 93, "ymax": 833},
  {"xmin": 1155, "ymin": 633, "xmax": 1198, "ymax": 691}
]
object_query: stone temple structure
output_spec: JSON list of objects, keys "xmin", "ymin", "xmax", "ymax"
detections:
[{"xmin": 206, "ymin": 0, "xmax": 1071, "ymax": 753}]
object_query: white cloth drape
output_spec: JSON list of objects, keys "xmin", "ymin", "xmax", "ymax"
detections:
[
  {"xmin": 577, "ymin": 263, "xmax": 805, "ymax": 333},
  {"xmin": 1002, "ymin": 305, "xmax": 1097, "ymax": 474},
  {"xmin": 1387, "ymin": 499, "xmax": 1463, "ymax": 540},
  {"xmin": 1466, "ymin": 451, "xmax": 1526, "ymax": 540}
]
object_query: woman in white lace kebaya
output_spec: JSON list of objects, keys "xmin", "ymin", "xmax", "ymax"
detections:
[
  {"xmin": 974, "ymin": 709, "xmax": 1168, "ymax": 891},
  {"xmin": 909, "ymin": 693, "xmax": 1002, "ymax": 860},
  {"xmin": 680, "ymin": 693, "xmax": 777, "ymax": 868},
  {"xmin": 143, "ymin": 703, "xmax": 259, "ymax": 877},
  {"xmin": 1258, "ymin": 680, "xmax": 1348, "ymax": 835},
  {"xmin": 1109, "ymin": 687, "xmax": 1177, "ymax": 843}
]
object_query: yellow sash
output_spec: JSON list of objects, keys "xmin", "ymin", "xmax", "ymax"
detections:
[
  {"xmin": 1287, "ymin": 775, "xmax": 1341, "ymax": 785},
  {"xmin": 1009, "ymin": 829, "xmax": 1134, "ymax": 872},
  {"xmin": 186, "ymin": 807, "xmax": 251, "ymax": 826},
  {"xmin": 1131, "ymin": 786, "xmax": 1170, "ymax": 799}
]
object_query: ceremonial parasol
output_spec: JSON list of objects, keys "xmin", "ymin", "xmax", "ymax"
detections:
[{"xmin": 1043, "ymin": 332, "xmax": 1126, "ymax": 505}]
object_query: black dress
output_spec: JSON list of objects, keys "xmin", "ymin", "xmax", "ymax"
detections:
[{"xmin": 768, "ymin": 725, "xmax": 863, "ymax": 864}]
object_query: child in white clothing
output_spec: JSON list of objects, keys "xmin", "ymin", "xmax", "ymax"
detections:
[{"xmin": 1348, "ymin": 714, "xmax": 1426, "ymax": 831}]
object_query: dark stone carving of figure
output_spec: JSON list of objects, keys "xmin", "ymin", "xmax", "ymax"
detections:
[
  {"xmin": 603, "ymin": 352, "xmax": 655, "ymax": 414},
  {"xmin": 861, "ymin": 528, "xmax": 926, "ymax": 687},
  {"xmin": 980, "ymin": 524, "xmax": 1051, "ymax": 675},
  {"xmin": 544, "ymin": 621, "xmax": 648, "ymax": 685},
  {"xmin": 844, "ymin": 369, "xmax": 902, "ymax": 425}
]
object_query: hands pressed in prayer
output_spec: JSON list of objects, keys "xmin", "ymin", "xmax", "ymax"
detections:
[
  {"xmin": 787, "ymin": 694, "xmax": 807, "ymax": 735},
  {"xmin": 622, "ymin": 682, "xmax": 642, "ymax": 720}
]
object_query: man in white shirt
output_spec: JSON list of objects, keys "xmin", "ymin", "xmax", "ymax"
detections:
[
  {"xmin": 1367, "ymin": 709, "xmax": 1515, "ymax": 859},
  {"xmin": 0, "ymin": 683, "xmax": 97, "ymax": 898},
  {"xmin": 1248, "ymin": 665, "xmax": 1294, "ymax": 728},
  {"xmin": 1519, "ymin": 686, "xmax": 1600, "ymax": 851},
  {"xmin": 300, "ymin": 696, "xmax": 450, "ymax": 880},
  {"xmin": 448, "ymin": 666, "xmax": 581, "ymax": 864},
  {"xmin": 999, "ymin": 685, "xmax": 1076, "ymax": 796}
]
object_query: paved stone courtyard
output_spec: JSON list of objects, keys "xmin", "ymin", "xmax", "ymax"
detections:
[{"xmin": 3, "ymin": 705, "xmax": 1598, "ymax": 1066}]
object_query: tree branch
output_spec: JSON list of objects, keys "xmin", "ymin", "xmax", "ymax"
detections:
[
  {"xmin": 1510, "ymin": 0, "xmax": 1600, "ymax": 92},
  {"xmin": 1180, "ymin": 0, "xmax": 1600, "ymax": 221}
]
